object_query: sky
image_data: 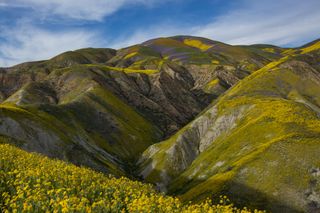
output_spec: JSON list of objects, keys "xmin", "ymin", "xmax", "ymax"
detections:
[{"xmin": 0, "ymin": 0, "xmax": 319, "ymax": 67}]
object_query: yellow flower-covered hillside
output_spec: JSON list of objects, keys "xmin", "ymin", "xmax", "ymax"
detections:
[{"xmin": 0, "ymin": 143, "xmax": 263, "ymax": 213}]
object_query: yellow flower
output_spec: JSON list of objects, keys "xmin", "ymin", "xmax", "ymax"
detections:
[{"xmin": 0, "ymin": 144, "xmax": 265, "ymax": 213}]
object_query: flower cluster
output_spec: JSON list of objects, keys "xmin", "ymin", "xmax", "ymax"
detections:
[{"xmin": 0, "ymin": 144, "xmax": 263, "ymax": 212}]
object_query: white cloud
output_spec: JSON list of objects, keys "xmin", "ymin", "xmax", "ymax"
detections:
[
  {"xmin": 109, "ymin": 0, "xmax": 320, "ymax": 48},
  {"xmin": 192, "ymin": 0, "xmax": 320, "ymax": 46},
  {"xmin": 0, "ymin": 0, "xmax": 168, "ymax": 66},
  {"xmin": 1, "ymin": 0, "xmax": 164, "ymax": 21},
  {"xmin": 109, "ymin": 24, "xmax": 183, "ymax": 49},
  {"xmin": 1, "ymin": 0, "xmax": 319, "ymax": 67},
  {"xmin": 0, "ymin": 24, "xmax": 100, "ymax": 67}
]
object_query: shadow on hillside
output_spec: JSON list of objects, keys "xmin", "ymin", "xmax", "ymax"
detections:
[
  {"xmin": 218, "ymin": 181, "xmax": 304, "ymax": 213},
  {"xmin": 164, "ymin": 176, "xmax": 305, "ymax": 213}
]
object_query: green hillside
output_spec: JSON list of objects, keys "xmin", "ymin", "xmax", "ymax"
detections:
[
  {"xmin": 139, "ymin": 39, "xmax": 320, "ymax": 212},
  {"xmin": 1, "ymin": 36, "xmax": 320, "ymax": 212}
]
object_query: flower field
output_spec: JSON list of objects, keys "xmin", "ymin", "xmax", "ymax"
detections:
[{"xmin": 0, "ymin": 144, "xmax": 263, "ymax": 212}]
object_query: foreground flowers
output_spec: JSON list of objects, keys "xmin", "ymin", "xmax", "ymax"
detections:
[{"xmin": 0, "ymin": 144, "xmax": 263, "ymax": 212}]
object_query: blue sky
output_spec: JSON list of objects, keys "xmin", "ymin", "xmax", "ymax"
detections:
[{"xmin": 0, "ymin": 0, "xmax": 319, "ymax": 67}]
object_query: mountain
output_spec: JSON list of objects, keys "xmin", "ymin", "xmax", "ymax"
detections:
[{"xmin": 1, "ymin": 36, "xmax": 320, "ymax": 212}]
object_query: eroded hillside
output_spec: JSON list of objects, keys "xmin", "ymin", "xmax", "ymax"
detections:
[
  {"xmin": 139, "ymin": 39, "xmax": 320, "ymax": 212},
  {"xmin": 1, "ymin": 36, "xmax": 320, "ymax": 212}
]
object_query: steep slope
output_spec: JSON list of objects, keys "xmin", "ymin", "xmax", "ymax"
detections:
[
  {"xmin": 0, "ymin": 36, "xmax": 281, "ymax": 175},
  {"xmin": 139, "ymin": 40, "xmax": 320, "ymax": 212},
  {"xmin": 0, "ymin": 143, "xmax": 262, "ymax": 212},
  {"xmin": 0, "ymin": 65, "xmax": 163, "ymax": 175},
  {"xmin": 1, "ymin": 36, "xmax": 319, "ymax": 212},
  {"xmin": 0, "ymin": 48, "xmax": 117, "ymax": 100}
]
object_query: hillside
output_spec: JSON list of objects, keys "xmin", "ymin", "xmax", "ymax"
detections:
[
  {"xmin": 0, "ymin": 142, "xmax": 261, "ymax": 212},
  {"xmin": 139, "ymin": 39, "xmax": 320, "ymax": 212},
  {"xmin": 1, "ymin": 36, "xmax": 320, "ymax": 212}
]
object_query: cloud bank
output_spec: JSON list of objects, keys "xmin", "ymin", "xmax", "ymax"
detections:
[
  {"xmin": 0, "ymin": 0, "xmax": 319, "ymax": 67},
  {"xmin": 111, "ymin": 0, "xmax": 320, "ymax": 48},
  {"xmin": 0, "ymin": 25, "xmax": 98, "ymax": 67},
  {"xmin": 193, "ymin": 0, "xmax": 320, "ymax": 45},
  {"xmin": 1, "ymin": 0, "xmax": 163, "ymax": 21},
  {"xmin": 0, "ymin": 0, "xmax": 164, "ymax": 66}
]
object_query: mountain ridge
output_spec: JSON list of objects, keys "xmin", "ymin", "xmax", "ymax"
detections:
[{"xmin": 1, "ymin": 35, "xmax": 320, "ymax": 212}]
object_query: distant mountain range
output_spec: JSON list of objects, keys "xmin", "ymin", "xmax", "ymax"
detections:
[{"xmin": 1, "ymin": 36, "xmax": 320, "ymax": 212}]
